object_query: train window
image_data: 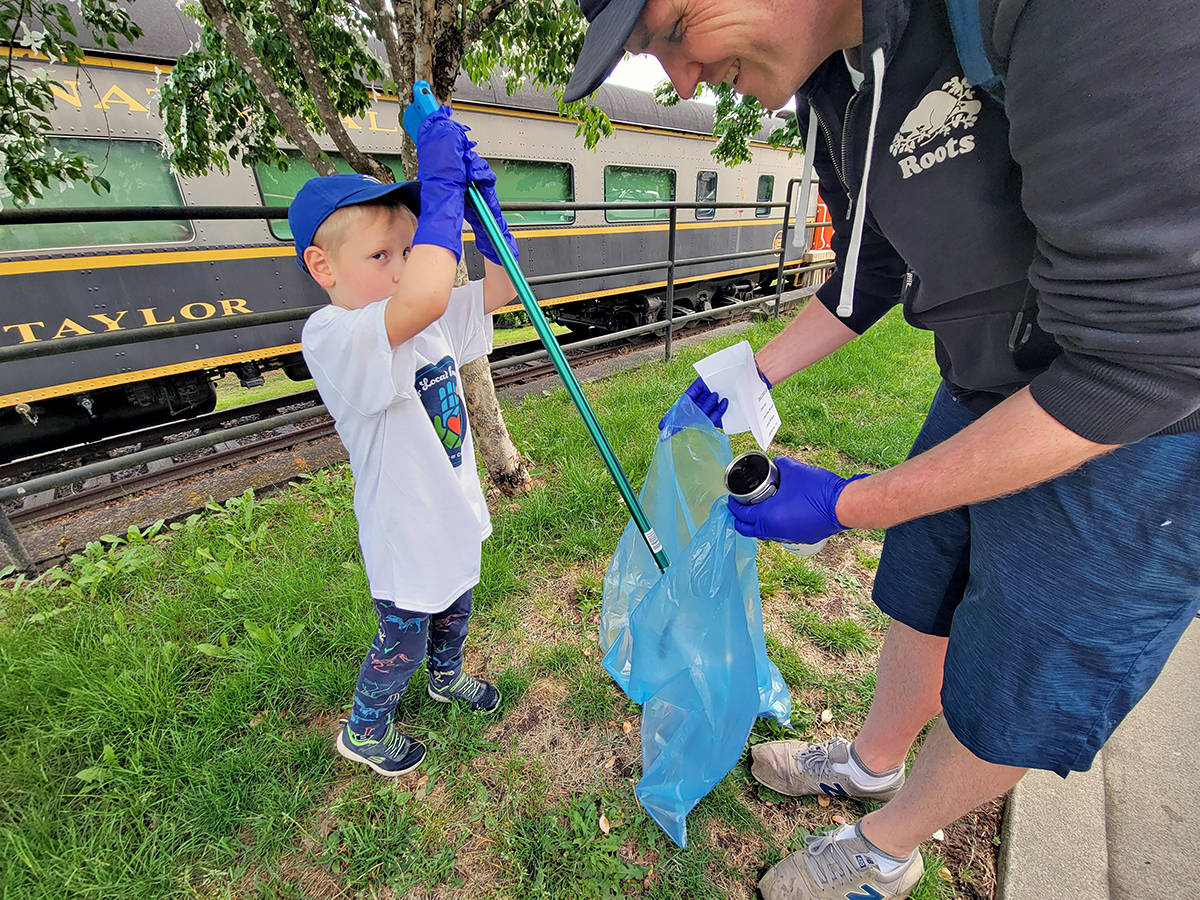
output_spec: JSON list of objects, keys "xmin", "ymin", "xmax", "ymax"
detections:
[
  {"xmin": 0, "ymin": 138, "xmax": 192, "ymax": 252},
  {"xmin": 490, "ymin": 159, "xmax": 574, "ymax": 225},
  {"xmin": 695, "ymin": 171, "xmax": 717, "ymax": 219},
  {"xmin": 604, "ymin": 165, "xmax": 676, "ymax": 222},
  {"xmin": 756, "ymin": 175, "xmax": 775, "ymax": 217},
  {"xmin": 259, "ymin": 154, "xmax": 574, "ymax": 236},
  {"xmin": 256, "ymin": 150, "xmax": 410, "ymax": 240}
]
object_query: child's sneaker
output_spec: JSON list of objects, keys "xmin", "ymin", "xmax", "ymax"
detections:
[
  {"xmin": 751, "ymin": 737, "xmax": 905, "ymax": 801},
  {"xmin": 427, "ymin": 668, "xmax": 501, "ymax": 712},
  {"xmin": 336, "ymin": 723, "xmax": 426, "ymax": 777},
  {"xmin": 758, "ymin": 823, "xmax": 924, "ymax": 900}
]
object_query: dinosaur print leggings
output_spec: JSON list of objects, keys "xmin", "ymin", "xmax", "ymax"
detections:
[{"xmin": 347, "ymin": 588, "xmax": 472, "ymax": 740}]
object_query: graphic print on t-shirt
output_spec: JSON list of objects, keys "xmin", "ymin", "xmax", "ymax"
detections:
[{"xmin": 416, "ymin": 356, "xmax": 466, "ymax": 467}]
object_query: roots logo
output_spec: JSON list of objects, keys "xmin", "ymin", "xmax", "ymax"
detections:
[{"xmin": 889, "ymin": 77, "xmax": 982, "ymax": 179}]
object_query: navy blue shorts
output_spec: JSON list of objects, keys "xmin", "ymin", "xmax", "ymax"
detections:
[{"xmin": 873, "ymin": 384, "xmax": 1200, "ymax": 775}]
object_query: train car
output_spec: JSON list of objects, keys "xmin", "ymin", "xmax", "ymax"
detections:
[{"xmin": 0, "ymin": 4, "xmax": 821, "ymax": 460}]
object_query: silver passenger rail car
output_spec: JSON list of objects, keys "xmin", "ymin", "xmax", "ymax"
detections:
[{"xmin": 1, "ymin": 3, "xmax": 821, "ymax": 459}]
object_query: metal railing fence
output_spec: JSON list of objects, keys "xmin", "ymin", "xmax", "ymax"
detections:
[
  {"xmin": 0, "ymin": 183, "xmax": 829, "ymax": 365},
  {"xmin": 0, "ymin": 182, "xmax": 833, "ymax": 572}
]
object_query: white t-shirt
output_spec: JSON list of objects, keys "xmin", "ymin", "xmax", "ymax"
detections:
[{"xmin": 301, "ymin": 281, "xmax": 494, "ymax": 612}]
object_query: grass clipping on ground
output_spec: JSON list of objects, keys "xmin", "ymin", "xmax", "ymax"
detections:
[{"xmin": 0, "ymin": 309, "xmax": 999, "ymax": 899}]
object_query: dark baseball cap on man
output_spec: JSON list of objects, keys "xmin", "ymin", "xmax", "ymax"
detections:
[
  {"xmin": 288, "ymin": 173, "xmax": 422, "ymax": 272},
  {"xmin": 563, "ymin": 0, "xmax": 649, "ymax": 102}
]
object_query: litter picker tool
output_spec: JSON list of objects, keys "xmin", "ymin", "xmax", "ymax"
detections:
[{"xmin": 404, "ymin": 81, "xmax": 669, "ymax": 571}]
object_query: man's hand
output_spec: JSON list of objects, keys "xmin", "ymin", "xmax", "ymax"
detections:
[
  {"xmin": 728, "ymin": 457, "xmax": 868, "ymax": 545},
  {"xmin": 660, "ymin": 376, "xmax": 729, "ymax": 433},
  {"xmin": 463, "ymin": 150, "xmax": 519, "ymax": 264}
]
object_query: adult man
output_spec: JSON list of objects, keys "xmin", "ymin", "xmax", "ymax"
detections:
[{"xmin": 565, "ymin": 1, "xmax": 1200, "ymax": 898}]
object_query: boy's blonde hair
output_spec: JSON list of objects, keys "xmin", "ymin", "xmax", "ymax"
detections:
[{"xmin": 312, "ymin": 197, "xmax": 418, "ymax": 256}]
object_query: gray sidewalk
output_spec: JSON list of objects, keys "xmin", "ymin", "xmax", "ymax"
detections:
[{"xmin": 998, "ymin": 617, "xmax": 1199, "ymax": 900}]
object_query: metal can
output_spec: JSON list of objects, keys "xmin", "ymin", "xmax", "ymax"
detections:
[{"xmin": 723, "ymin": 449, "xmax": 827, "ymax": 557}]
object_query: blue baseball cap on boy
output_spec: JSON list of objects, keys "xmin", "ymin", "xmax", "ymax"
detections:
[{"xmin": 289, "ymin": 173, "xmax": 422, "ymax": 272}]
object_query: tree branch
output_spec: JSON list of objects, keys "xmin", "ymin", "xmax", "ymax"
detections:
[
  {"xmin": 267, "ymin": 0, "xmax": 391, "ymax": 182},
  {"xmin": 362, "ymin": 0, "xmax": 417, "ymax": 175},
  {"xmin": 413, "ymin": 0, "xmax": 434, "ymax": 81},
  {"xmin": 363, "ymin": 0, "xmax": 407, "ymax": 96},
  {"xmin": 198, "ymin": 0, "xmax": 335, "ymax": 174},
  {"xmin": 462, "ymin": 0, "xmax": 519, "ymax": 46}
]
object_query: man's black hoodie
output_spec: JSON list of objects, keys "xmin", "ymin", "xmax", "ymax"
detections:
[{"xmin": 798, "ymin": 0, "xmax": 1200, "ymax": 443}]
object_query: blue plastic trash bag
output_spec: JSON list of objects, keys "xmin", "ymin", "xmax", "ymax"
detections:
[{"xmin": 600, "ymin": 395, "xmax": 791, "ymax": 847}]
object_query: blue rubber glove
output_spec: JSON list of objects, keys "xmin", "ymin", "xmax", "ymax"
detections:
[
  {"xmin": 463, "ymin": 149, "xmax": 519, "ymax": 264},
  {"xmin": 411, "ymin": 107, "xmax": 472, "ymax": 260},
  {"xmin": 659, "ymin": 376, "xmax": 729, "ymax": 434},
  {"xmin": 728, "ymin": 457, "xmax": 869, "ymax": 545}
]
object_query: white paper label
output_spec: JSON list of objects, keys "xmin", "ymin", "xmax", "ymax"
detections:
[
  {"xmin": 644, "ymin": 528, "xmax": 663, "ymax": 554},
  {"xmin": 692, "ymin": 341, "xmax": 780, "ymax": 449}
]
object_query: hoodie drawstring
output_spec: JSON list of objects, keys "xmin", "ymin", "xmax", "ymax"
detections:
[
  {"xmin": 792, "ymin": 111, "xmax": 821, "ymax": 250},
  {"xmin": 837, "ymin": 45, "xmax": 887, "ymax": 320}
]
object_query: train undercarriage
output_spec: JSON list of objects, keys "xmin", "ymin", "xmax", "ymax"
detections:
[
  {"xmin": 548, "ymin": 278, "xmax": 763, "ymax": 333},
  {"xmin": 1, "ymin": 353, "xmax": 312, "ymax": 461}
]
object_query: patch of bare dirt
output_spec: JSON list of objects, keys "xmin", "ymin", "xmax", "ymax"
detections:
[
  {"xmin": 236, "ymin": 779, "xmax": 355, "ymax": 900},
  {"xmin": 940, "ymin": 795, "xmax": 1005, "ymax": 899},
  {"xmin": 277, "ymin": 850, "xmax": 351, "ymax": 900},
  {"xmin": 481, "ymin": 677, "xmax": 636, "ymax": 800}
]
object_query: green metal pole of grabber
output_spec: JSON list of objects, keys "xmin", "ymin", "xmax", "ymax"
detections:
[{"xmin": 405, "ymin": 81, "xmax": 669, "ymax": 571}]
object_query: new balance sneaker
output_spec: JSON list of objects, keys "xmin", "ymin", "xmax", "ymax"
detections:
[
  {"xmin": 751, "ymin": 737, "xmax": 905, "ymax": 801},
  {"xmin": 336, "ymin": 723, "xmax": 426, "ymax": 777},
  {"xmin": 427, "ymin": 668, "xmax": 501, "ymax": 713},
  {"xmin": 759, "ymin": 823, "xmax": 924, "ymax": 900}
]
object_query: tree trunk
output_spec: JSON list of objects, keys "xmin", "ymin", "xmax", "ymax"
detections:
[
  {"xmin": 461, "ymin": 355, "xmax": 530, "ymax": 495},
  {"xmin": 397, "ymin": 45, "xmax": 530, "ymax": 495},
  {"xmin": 451, "ymin": 252, "xmax": 530, "ymax": 495}
]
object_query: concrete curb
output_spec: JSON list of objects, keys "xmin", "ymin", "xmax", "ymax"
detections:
[
  {"xmin": 997, "ymin": 618, "xmax": 1199, "ymax": 900},
  {"xmin": 997, "ymin": 756, "xmax": 1110, "ymax": 899}
]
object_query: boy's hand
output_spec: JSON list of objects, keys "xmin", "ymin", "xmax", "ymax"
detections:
[
  {"xmin": 413, "ymin": 107, "xmax": 472, "ymax": 260},
  {"xmin": 658, "ymin": 376, "xmax": 728, "ymax": 435},
  {"xmin": 463, "ymin": 150, "xmax": 519, "ymax": 264}
]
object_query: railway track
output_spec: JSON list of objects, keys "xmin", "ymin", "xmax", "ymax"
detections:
[
  {"xmin": 2, "ymin": 334, "xmax": 642, "ymax": 536},
  {"xmin": 3, "ymin": 296, "xmax": 797, "ymax": 569},
  {"xmin": 6, "ymin": 416, "xmax": 336, "ymax": 529}
]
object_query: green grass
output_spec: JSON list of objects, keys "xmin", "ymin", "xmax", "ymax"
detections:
[
  {"xmin": 0, "ymin": 304, "xmax": 968, "ymax": 899},
  {"xmin": 529, "ymin": 640, "xmax": 588, "ymax": 678},
  {"xmin": 759, "ymin": 544, "xmax": 829, "ymax": 599},
  {"xmin": 787, "ymin": 607, "xmax": 876, "ymax": 655},
  {"xmin": 566, "ymin": 667, "xmax": 618, "ymax": 726},
  {"xmin": 493, "ymin": 321, "xmax": 571, "ymax": 347},
  {"xmin": 213, "ymin": 368, "xmax": 315, "ymax": 412}
]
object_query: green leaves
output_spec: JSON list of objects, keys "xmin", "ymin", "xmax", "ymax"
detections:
[
  {"xmin": 0, "ymin": 0, "xmax": 141, "ymax": 206},
  {"xmin": 160, "ymin": 0, "xmax": 384, "ymax": 177},
  {"xmin": 651, "ymin": 80, "xmax": 804, "ymax": 167},
  {"xmin": 74, "ymin": 743, "xmax": 119, "ymax": 784},
  {"xmin": 195, "ymin": 620, "xmax": 304, "ymax": 663},
  {"xmin": 504, "ymin": 797, "xmax": 649, "ymax": 899},
  {"xmin": 40, "ymin": 521, "xmax": 167, "ymax": 600}
]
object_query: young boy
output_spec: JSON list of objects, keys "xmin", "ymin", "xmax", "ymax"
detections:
[{"xmin": 290, "ymin": 108, "xmax": 519, "ymax": 776}]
